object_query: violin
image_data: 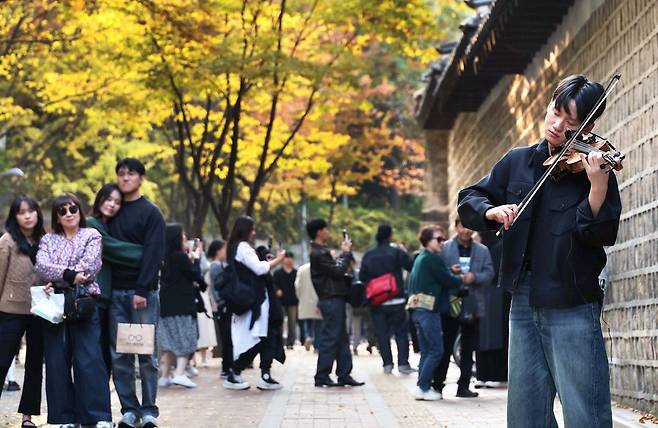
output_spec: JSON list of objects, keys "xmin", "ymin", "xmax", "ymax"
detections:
[{"xmin": 543, "ymin": 130, "xmax": 625, "ymax": 180}]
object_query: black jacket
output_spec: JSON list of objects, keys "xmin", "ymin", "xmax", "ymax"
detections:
[
  {"xmin": 309, "ymin": 242, "xmax": 352, "ymax": 300},
  {"xmin": 160, "ymin": 252, "xmax": 207, "ymax": 317},
  {"xmin": 359, "ymin": 242, "xmax": 413, "ymax": 299},
  {"xmin": 457, "ymin": 141, "xmax": 621, "ymax": 308}
]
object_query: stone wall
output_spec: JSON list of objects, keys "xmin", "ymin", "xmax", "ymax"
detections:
[{"xmin": 426, "ymin": 0, "xmax": 658, "ymax": 414}]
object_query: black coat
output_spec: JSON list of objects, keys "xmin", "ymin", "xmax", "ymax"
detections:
[
  {"xmin": 359, "ymin": 242, "xmax": 413, "ymax": 297},
  {"xmin": 160, "ymin": 252, "xmax": 207, "ymax": 317},
  {"xmin": 457, "ymin": 140, "xmax": 621, "ymax": 308}
]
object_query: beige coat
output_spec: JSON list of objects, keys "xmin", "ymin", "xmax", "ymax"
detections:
[
  {"xmin": 294, "ymin": 263, "xmax": 322, "ymax": 320},
  {"xmin": 0, "ymin": 233, "xmax": 39, "ymax": 315}
]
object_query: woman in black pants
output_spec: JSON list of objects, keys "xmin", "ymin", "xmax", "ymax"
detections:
[{"xmin": 0, "ymin": 196, "xmax": 46, "ymax": 428}]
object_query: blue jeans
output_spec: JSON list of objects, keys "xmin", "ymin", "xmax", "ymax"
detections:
[
  {"xmin": 315, "ymin": 297, "xmax": 352, "ymax": 382},
  {"xmin": 508, "ymin": 273, "xmax": 612, "ymax": 428},
  {"xmin": 411, "ymin": 310, "xmax": 443, "ymax": 392},
  {"xmin": 42, "ymin": 307, "xmax": 111, "ymax": 424},
  {"xmin": 371, "ymin": 303, "xmax": 410, "ymax": 368},
  {"xmin": 110, "ymin": 290, "xmax": 160, "ymax": 418}
]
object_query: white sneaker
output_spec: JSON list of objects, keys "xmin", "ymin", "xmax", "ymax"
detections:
[
  {"xmin": 485, "ymin": 381, "xmax": 506, "ymax": 388},
  {"xmin": 59, "ymin": 425, "xmax": 77, "ymax": 428},
  {"xmin": 223, "ymin": 377, "xmax": 250, "ymax": 390},
  {"xmin": 157, "ymin": 377, "xmax": 171, "ymax": 387},
  {"xmin": 185, "ymin": 364, "xmax": 199, "ymax": 378},
  {"xmin": 96, "ymin": 422, "xmax": 114, "ymax": 428},
  {"xmin": 233, "ymin": 373, "xmax": 245, "ymax": 383},
  {"xmin": 413, "ymin": 386, "xmax": 442, "ymax": 401},
  {"xmin": 117, "ymin": 412, "xmax": 138, "ymax": 428},
  {"xmin": 171, "ymin": 374, "xmax": 197, "ymax": 388},
  {"xmin": 412, "ymin": 386, "xmax": 426, "ymax": 400},
  {"xmin": 257, "ymin": 373, "xmax": 283, "ymax": 390},
  {"xmin": 141, "ymin": 414, "xmax": 158, "ymax": 428}
]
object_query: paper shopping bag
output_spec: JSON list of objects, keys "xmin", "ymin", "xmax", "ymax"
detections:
[
  {"xmin": 30, "ymin": 286, "xmax": 64, "ymax": 324},
  {"xmin": 116, "ymin": 323, "xmax": 155, "ymax": 355}
]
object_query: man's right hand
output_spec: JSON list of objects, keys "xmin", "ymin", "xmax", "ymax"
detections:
[
  {"xmin": 485, "ymin": 204, "xmax": 519, "ymax": 230},
  {"xmin": 133, "ymin": 295, "xmax": 147, "ymax": 310}
]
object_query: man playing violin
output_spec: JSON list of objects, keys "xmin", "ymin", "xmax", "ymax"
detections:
[{"xmin": 457, "ymin": 74, "xmax": 621, "ymax": 428}]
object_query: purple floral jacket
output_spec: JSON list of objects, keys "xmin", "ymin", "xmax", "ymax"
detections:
[{"xmin": 36, "ymin": 228, "xmax": 103, "ymax": 296}]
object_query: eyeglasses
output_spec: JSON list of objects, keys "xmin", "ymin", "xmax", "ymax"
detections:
[
  {"xmin": 57, "ymin": 205, "xmax": 79, "ymax": 217},
  {"xmin": 432, "ymin": 236, "xmax": 445, "ymax": 243}
]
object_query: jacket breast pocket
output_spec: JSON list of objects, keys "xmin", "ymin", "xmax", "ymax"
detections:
[
  {"xmin": 506, "ymin": 181, "xmax": 532, "ymax": 205},
  {"xmin": 549, "ymin": 194, "xmax": 581, "ymax": 235}
]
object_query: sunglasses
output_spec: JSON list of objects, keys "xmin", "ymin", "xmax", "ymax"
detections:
[
  {"xmin": 432, "ymin": 236, "xmax": 446, "ymax": 242},
  {"xmin": 57, "ymin": 205, "xmax": 79, "ymax": 217}
]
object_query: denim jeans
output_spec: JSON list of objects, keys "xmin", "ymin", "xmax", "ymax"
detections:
[
  {"xmin": 508, "ymin": 273, "xmax": 612, "ymax": 428},
  {"xmin": 300, "ymin": 319, "xmax": 320, "ymax": 342},
  {"xmin": 109, "ymin": 289, "xmax": 160, "ymax": 418},
  {"xmin": 411, "ymin": 310, "xmax": 443, "ymax": 392},
  {"xmin": 42, "ymin": 306, "xmax": 112, "ymax": 425},
  {"xmin": 370, "ymin": 303, "xmax": 410, "ymax": 368},
  {"xmin": 315, "ymin": 297, "xmax": 352, "ymax": 382}
]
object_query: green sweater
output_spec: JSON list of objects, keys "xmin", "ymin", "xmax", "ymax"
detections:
[
  {"xmin": 407, "ymin": 249, "xmax": 462, "ymax": 313},
  {"xmin": 87, "ymin": 216, "xmax": 143, "ymax": 307}
]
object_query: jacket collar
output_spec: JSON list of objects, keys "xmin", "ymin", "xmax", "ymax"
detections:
[{"xmin": 528, "ymin": 139, "xmax": 549, "ymax": 167}]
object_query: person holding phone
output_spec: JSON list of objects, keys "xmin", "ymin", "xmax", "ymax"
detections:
[{"xmin": 307, "ymin": 219, "xmax": 364, "ymax": 388}]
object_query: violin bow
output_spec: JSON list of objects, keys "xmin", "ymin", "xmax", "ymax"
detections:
[{"xmin": 495, "ymin": 74, "xmax": 621, "ymax": 237}]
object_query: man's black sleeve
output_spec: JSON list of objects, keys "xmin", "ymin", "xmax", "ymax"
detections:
[
  {"xmin": 398, "ymin": 248, "xmax": 413, "ymax": 272},
  {"xmin": 135, "ymin": 207, "xmax": 166, "ymax": 298},
  {"xmin": 575, "ymin": 172, "xmax": 622, "ymax": 247}
]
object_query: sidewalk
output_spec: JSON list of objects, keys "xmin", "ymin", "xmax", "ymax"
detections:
[{"xmin": 1, "ymin": 345, "xmax": 655, "ymax": 427}]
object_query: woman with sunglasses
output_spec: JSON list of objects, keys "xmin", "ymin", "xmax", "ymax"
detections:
[
  {"xmin": 35, "ymin": 194, "xmax": 112, "ymax": 428},
  {"xmin": 87, "ymin": 183, "xmax": 143, "ymax": 376},
  {"xmin": 406, "ymin": 225, "xmax": 463, "ymax": 401},
  {"xmin": 0, "ymin": 196, "xmax": 46, "ymax": 428}
]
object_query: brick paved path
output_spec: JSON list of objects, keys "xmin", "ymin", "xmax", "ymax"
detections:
[{"xmin": 0, "ymin": 344, "xmax": 651, "ymax": 427}]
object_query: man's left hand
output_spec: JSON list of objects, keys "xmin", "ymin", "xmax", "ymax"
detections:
[{"xmin": 581, "ymin": 152, "xmax": 610, "ymax": 190}]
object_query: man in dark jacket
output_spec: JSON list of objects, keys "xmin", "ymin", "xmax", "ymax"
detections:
[
  {"xmin": 458, "ymin": 75, "xmax": 621, "ymax": 427},
  {"xmin": 307, "ymin": 218, "xmax": 364, "ymax": 388},
  {"xmin": 359, "ymin": 224, "xmax": 415, "ymax": 375},
  {"xmin": 273, "ymin": 252, "xmax": 299, "ymax": 349}
]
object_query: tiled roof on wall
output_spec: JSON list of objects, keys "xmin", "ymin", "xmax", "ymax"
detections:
[{"xmin": 415, "ymin": 0, "xmax": 575, "ymax": 130}]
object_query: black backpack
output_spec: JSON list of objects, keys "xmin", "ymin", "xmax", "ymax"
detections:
[{"xmin": 219, "ymin": 263, "xmax": 257, "ymax": 315}]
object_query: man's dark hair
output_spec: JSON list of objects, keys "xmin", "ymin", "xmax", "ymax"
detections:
[
  {"xmin": 51, "ymin": 193, "xmax": 86, "ymax": 235},
  {"xmin": 552, "ymin": 74, "xmax": 605, "ymax": 125},
  {"xmin": 306, "ymin": 218, "xmax": 328, "ymax": 240},
  {"xmin": 92, "ymin": 183, "xmax": 122, "ymax": 218},
  {"xmin": 207, "ymin": 239, "xmax": 226, "ymax": 259},
  {"xmin": 284, "ymin": 251, "xmax": 294, "ymax": 258},
  {"xmin": 115, "ymin": 158, "xmax": 146, "ymax": 176},
  {"xmin": 454, "ymin": 217, "xmax": 462, "ymax": 227},
  {"xmin": 5, "ymin": 195, "xmax": 46, "ymax": 257},
  {"xmin": 375, "ymin": 224, "xmax": 392, "ymax": 244}
]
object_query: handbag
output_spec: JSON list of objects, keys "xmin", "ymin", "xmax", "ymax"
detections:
[
  {"xmin": 365, "ymin": 273, "xmax": 399, "ymax": 306},
  {"xmin": 219, "ymin": 263, "xmax": 257, "ymax": 315},
  {"xmin": 405, "ymin": 293, "xmax": 435, "ymax": 311},
  {"xmin": 348, "ymin": 277, "xmax": 365, "ymax": 307},
  {"xmin": 63, "ymin": 285, "xmax": 96, "ymax": 322},
  {"xmin": 30, "ymin": 286, "xmax": 65, "ymax": 324}
]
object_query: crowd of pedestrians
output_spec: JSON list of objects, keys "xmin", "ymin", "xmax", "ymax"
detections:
[{"xmin": 0, "ymin": 156, "xmax": 510, "ymax": 427}]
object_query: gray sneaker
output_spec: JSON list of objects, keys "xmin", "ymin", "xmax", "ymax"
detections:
[
  {"xmin": 383, "ymin": 364, "xmax": 393, "ymax": 374},
  {"xmin": 117, "ymin": 412, "xmax": 139, "ymax": 428},
  {"xmin": 141, "ymin": 415, "xmax": 158, "ymax": 428},
  {"xmin": 398, "ymin": 365, "xmax": 418, "ymax": 375}
]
